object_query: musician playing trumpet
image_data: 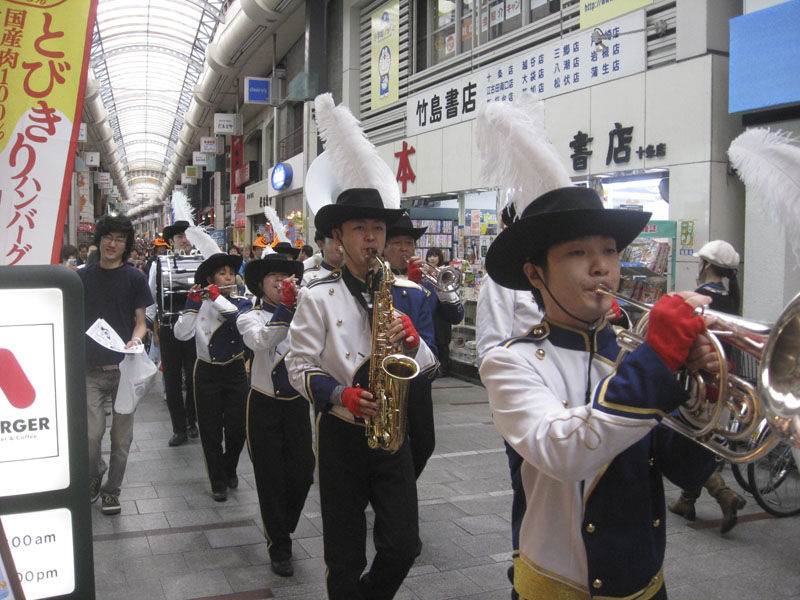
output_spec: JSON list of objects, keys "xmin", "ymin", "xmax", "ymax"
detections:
[
  {"xmin": 174, "ymin": 252, "xmax": 252, "ymax": 502},
  {"xmin": 479, "ymin": 186, "xmax": 720, "ymax": 600},
  {"xmin": 383, "ymin": 212, "xmax": 464, "ymax": 479}
]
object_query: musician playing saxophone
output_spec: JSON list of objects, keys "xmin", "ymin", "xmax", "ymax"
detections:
[
  {"xmin": 286, "ymin": 188, "xmax": 438, "ymax": 600},
  {"xmin": 479, "ymin": 186, "xmax": 720, "ymax": 600}
]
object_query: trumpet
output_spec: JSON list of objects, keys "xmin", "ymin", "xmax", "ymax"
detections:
[
  {"xmin": 416, "ymin": 261, "xmax": 463, "ymax": 293},
  {"xmin": 596, "ymin": 285, "xmax": 800, "ymax": 463}
]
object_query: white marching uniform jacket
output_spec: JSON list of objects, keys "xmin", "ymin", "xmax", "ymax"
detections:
[
  {"xmin": 174, "ymin": 294, "xmax": 252, "ymax": 363},
  {"xmin": 286, "ymin": 269, "xmax": 438, "ymax": 423},
  {"xmin": 475, "ymin": 274, "xmax": 543, "ymax": 365},
  {"xmin": 301, "ymin": 259, "xmax": 336, "ymax": 287},
  {"xmin": 480, "ymin": 319, "xmax": 715, "ymax": 599},
  {"xmin": 237, "ymin": 301, "xmax": 299, "ymax": 400}
]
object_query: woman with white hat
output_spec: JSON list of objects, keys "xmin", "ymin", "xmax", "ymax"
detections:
[{"xmin": 668, "ymin": 239, "xmax": 746, "ymax": 533}]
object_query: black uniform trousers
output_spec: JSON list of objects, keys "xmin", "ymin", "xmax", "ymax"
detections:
[
  {"xmin": 406, "ymin": 378, "xmax": 435, "ymax": 479},
  {"xmin": 193, "ymin": 357, "xmax": 248, "ymax": 493},
  {"xmin": 318, "ymin": 411, "xmax": 418, "ymax": 600},
  {"xmin": 246, "ymin": 390, "xmax": 315, "ymax": 561},
  {"xmin": 159, "ymin": 325, "xmax": 197, "ymax": 434}
]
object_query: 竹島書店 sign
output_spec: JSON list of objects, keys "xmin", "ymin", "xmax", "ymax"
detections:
[{"xmin": 405, "ymin": 10, "xmax": 646, "ymax": 136}]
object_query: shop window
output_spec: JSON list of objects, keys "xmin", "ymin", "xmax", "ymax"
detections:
[{"xmin": 530, "ymin": 0, "xmax": 560, "ymax": 23}]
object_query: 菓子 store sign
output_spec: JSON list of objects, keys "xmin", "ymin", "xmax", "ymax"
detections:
[{"xmin": 0, "ymin": 0, "xmax": 99, "ymax": 266}]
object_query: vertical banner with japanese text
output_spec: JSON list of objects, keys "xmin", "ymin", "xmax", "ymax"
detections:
[
  {"xmin": 580, "ymin": 0, "xmax": 652, "ymax": 29},
  {"xmin": 370, "ymin": 0, "xmax": 400, "ymax": 111},
  {"xmin": 0, "ymin": 0, "xmax": 98, "ymax": 265}
]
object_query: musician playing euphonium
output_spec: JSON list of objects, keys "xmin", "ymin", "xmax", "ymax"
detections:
[
  {"xmin": 286, "ymin": 188, "xmax": 438, "ymax": 600},
  {"xmin": 479, "ymin": 185, "xmax": 720, "ymax": 600}
]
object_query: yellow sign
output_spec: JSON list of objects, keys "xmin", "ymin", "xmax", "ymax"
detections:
[
  {"xmin": 0, "ymin": 0, "xmax": 98, "ymax": 265},
  {"xmin": 580, "ymin": 0, "xmax": 652, "ymax": 30},
  {"xmin": 370, "ymin": 0, "xmax": 400, "ymax": 110}
]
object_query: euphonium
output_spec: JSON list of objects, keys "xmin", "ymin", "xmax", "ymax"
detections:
[
  {"xmin": 596, "ymin": 285, "xmax": 800, "ymax": 463},
  {"xmin": 366, "ymin": 259, "xmax": 420, "ymax": 452}
]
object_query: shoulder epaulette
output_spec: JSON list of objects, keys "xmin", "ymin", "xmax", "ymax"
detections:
[
  {"xmin": 501, "ymin": 321, "xmax": 549, "ymax": 347},
  {"xmin": 307, "ymin": 269, "xmax": 342, "ymax": 289},
  {"xmin": 392, "ymin": 277, "xmax": 422, "ymax": 291}
]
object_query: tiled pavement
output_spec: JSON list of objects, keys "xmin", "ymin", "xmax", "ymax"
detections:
[{"xmin": 92, "ymin": 376, "xmax": 800, "ymax": 600}]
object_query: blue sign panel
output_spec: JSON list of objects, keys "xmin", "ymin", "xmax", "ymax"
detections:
[
  {"xmin": 271, "ymin": 163, "xmax": 293, "ymax": 191},
  {"xmin": 244, "ymin": 77, "xmax": 272, "ymax": 104},
  {"xmin": 729, "ymin": 0, "xmax": 800, "ymax": 113}
]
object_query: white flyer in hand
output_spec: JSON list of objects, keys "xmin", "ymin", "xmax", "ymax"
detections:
[{"xmin": 86, "ymin": 318, "xmax": 144, "ymax": 354}]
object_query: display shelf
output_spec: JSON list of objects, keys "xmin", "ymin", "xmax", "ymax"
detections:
[
  {"xmin": 412, "ymin": 218, "xmax": 456, "ymax": 262},
  {"xmin": 619, "ymin": 220, "xmax": 676, "ymax": 303}
]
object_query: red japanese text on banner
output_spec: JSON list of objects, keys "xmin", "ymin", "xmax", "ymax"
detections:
[{"xmin": 0, "ymin": 0, "xmax": 99, "ymax": 265}]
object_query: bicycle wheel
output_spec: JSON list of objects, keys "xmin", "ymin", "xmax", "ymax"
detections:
[
  {"xmin": 747, "ymin": 442, "xmax": 800, "ymax": 517},
  {"xmin": 731, "ymin": 462, "xmax": 752, "ymax": 494}
]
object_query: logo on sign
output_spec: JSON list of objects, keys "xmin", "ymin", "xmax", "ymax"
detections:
[{"xmin": 271, "ymin": 163, "xmax": 293, "ymax": 191}]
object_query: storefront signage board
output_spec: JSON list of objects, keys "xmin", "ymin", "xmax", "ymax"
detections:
[
  {"xmin": 370, "ymin": 0, "xmax": 400, "ymax": 110},
  {"xmin": 0, "ymin": 266, "xmax": 94, "ymax": 599},
  {"xmin": 579, "ymin": 0, "xmax": 652, "ymax": 30},
  {"xmin": 406, "ymin": 10, "xmax": 646, "ymax": 136}
]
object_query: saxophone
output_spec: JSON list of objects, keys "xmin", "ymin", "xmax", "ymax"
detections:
[{"xmin": 365, "ymin": 259, "xmax": 421, "ymax": 452}]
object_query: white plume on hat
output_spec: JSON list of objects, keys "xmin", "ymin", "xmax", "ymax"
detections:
[
  {"xmin": 476, "ymin": 93, "xmax": 572, "ymax": 220},
  {"xmin": 728, "ymin": 127, "xmax": 800, "ymax": 262},
  {"xmin": 313, "ymin": 93, "xmax": 400, "ymax": 209},
  {"xmin": 170, "ymin": 190, "xmax": 221, "ymax": 258}
]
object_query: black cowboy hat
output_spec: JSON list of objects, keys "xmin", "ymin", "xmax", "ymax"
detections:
[
  {"xmin": 387, "ymin": 211, "xmax": 427, "ymax": 241},
  {"xmin": 162, "ymin": 220, "xmax": 190, "ymax": 241},
  {"xmin": 272, "ymin": 241, "xmax": 301, "ymax": 259},
  {"xmin": 315, "ymin": 188, "xmax": 404, "ymax": 238},
  {"xmin": 486, "ymin": 187, "xmax": 651, "ymax": 291},
  {"xmin": 194, "ymin": 253, "xmax": 243, "ymax": 287},
  {"xmin": 244, "ymin": 255, "xmax": 305, "ymax": 297}
]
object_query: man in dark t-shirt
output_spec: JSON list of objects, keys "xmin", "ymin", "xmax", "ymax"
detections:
[{"xmin": 79, "ymin": 215, "xmax": 153, "ymax": 516}]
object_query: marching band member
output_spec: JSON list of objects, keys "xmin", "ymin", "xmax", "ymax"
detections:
[
  {"xmin": 146, "ymin": 218, "xmax": 199, "ymax": 446},
  {"xmin": 302, "ymin": 230, "xmax": 345, "ymax": 287},
  {"xmin": 384, "ymin": 211, "xmax": 462, "ymax": 478},
  {"xmin": 480, "ymin": 185, "xmax": 719, "ymax": 600},
  {"xmin": 237, "ymin": 255, "xmax": 313, "ymax": 578},
  {"xmin": 252, "ymin": 235, "xmax": 268, "ymax": 260},
  {"xmin": 287, "ymin": 187, "xmax": 438, "ymax": 599},
  {"xmin": 174, "ymin": 245, "xmax": 252, "ymax": 502}
]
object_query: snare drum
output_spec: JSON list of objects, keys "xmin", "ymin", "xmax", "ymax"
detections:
[{"xmin": 156, "ymin": 253, "xmax": 205, "ymax": 326}]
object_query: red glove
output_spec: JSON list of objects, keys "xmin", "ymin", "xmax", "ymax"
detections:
[
  {"xmin": 187, "ymin": 285, "xmax": 203, "ymax": 303},
  {"xmin": 341, "ymin": 387, "xmax": 365, "ymax": 417},
  {"xmin": 407, "ymin": 259, "xmax": 422, "ymax": 284},
  {"xmin": 645, "ymin": 295, "xmax": 706, "ymax": 372},
  {"xmin": 207, "ymin": 284, "xmax": 220, "ymax": 301},
  {"xmin": 609, "ymin": 298, "xmax": 622, "ymax": 323},
  {"xmin": 400, "ymin": 315, "xmax": 419, "ymax": 349},
  {"xmin": 281, "ymin": 278, "xmax": 298, "ymax": 307}
]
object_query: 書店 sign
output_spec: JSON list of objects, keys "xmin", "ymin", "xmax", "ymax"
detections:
[{"xmin": 406, "ymin": 10, "xmax": 646, "ymax": 136}]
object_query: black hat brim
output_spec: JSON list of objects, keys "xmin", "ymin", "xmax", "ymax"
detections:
[
  {"xmin": 272, "ymin": 243, "xmax": 301, "ymax": 259},
  {"xmin": 162, "ymin": 221, "xmax": 190, "ymax": 241},
  {"xmin": 315, "ymin": 205, "xmax": 405, "ymax": 238},
  {"xmin": 387, "ymin": 225, "xmax": 428, "ymax": 241},
  {"xmin": 195, "ymin": 254, "xmax": 244, "ymax": 287},
  {"xmin": 244, "ymin": 256, "xmax": 305, "ymax": 297},
  {"xmin": 486, "ymin": 208, "xmax": 652, "ymax": 290}
]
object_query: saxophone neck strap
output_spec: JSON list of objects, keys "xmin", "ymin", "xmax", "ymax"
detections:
[{"xmin": 341, "ymin": 265, "xmax": 374, "ymax": 326}]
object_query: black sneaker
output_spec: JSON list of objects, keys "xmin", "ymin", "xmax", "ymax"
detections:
[
  {"xmin": 227, "ymin": 474, "xmax": 238, "ymax": 489},
  {"xmin": 101, "ymin": 492, "xmax": 121, "ymax": 515},
  {"xmin": 187, "ymin": 424, "xmax": 199, "ymax": 439},
  {"xmin": 271, "ymin": 558, "xmax": 294, "ymax": 577},
  {"xmin": 212, "ymin": 488, "xmax": 228, "ymax": 502},
  {"xmin": 168, "ymin": 432, "xmax": 188, "ymax": 447},
  {"xmin": 90, "ymin": 477, "xmax": 102, "ymax": 504}
]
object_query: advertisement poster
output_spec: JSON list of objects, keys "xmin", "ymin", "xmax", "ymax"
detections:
[
  {"xmin": 370, "ymin": 0, "xmax": 400, "ymax": 111},
  {"xmin": 580, "ymin": 0, "xmax": 652, "ymax": 29},
  {"xmin": 0, "ymin": 0, "xmax": 99, "ymax": 265}
]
